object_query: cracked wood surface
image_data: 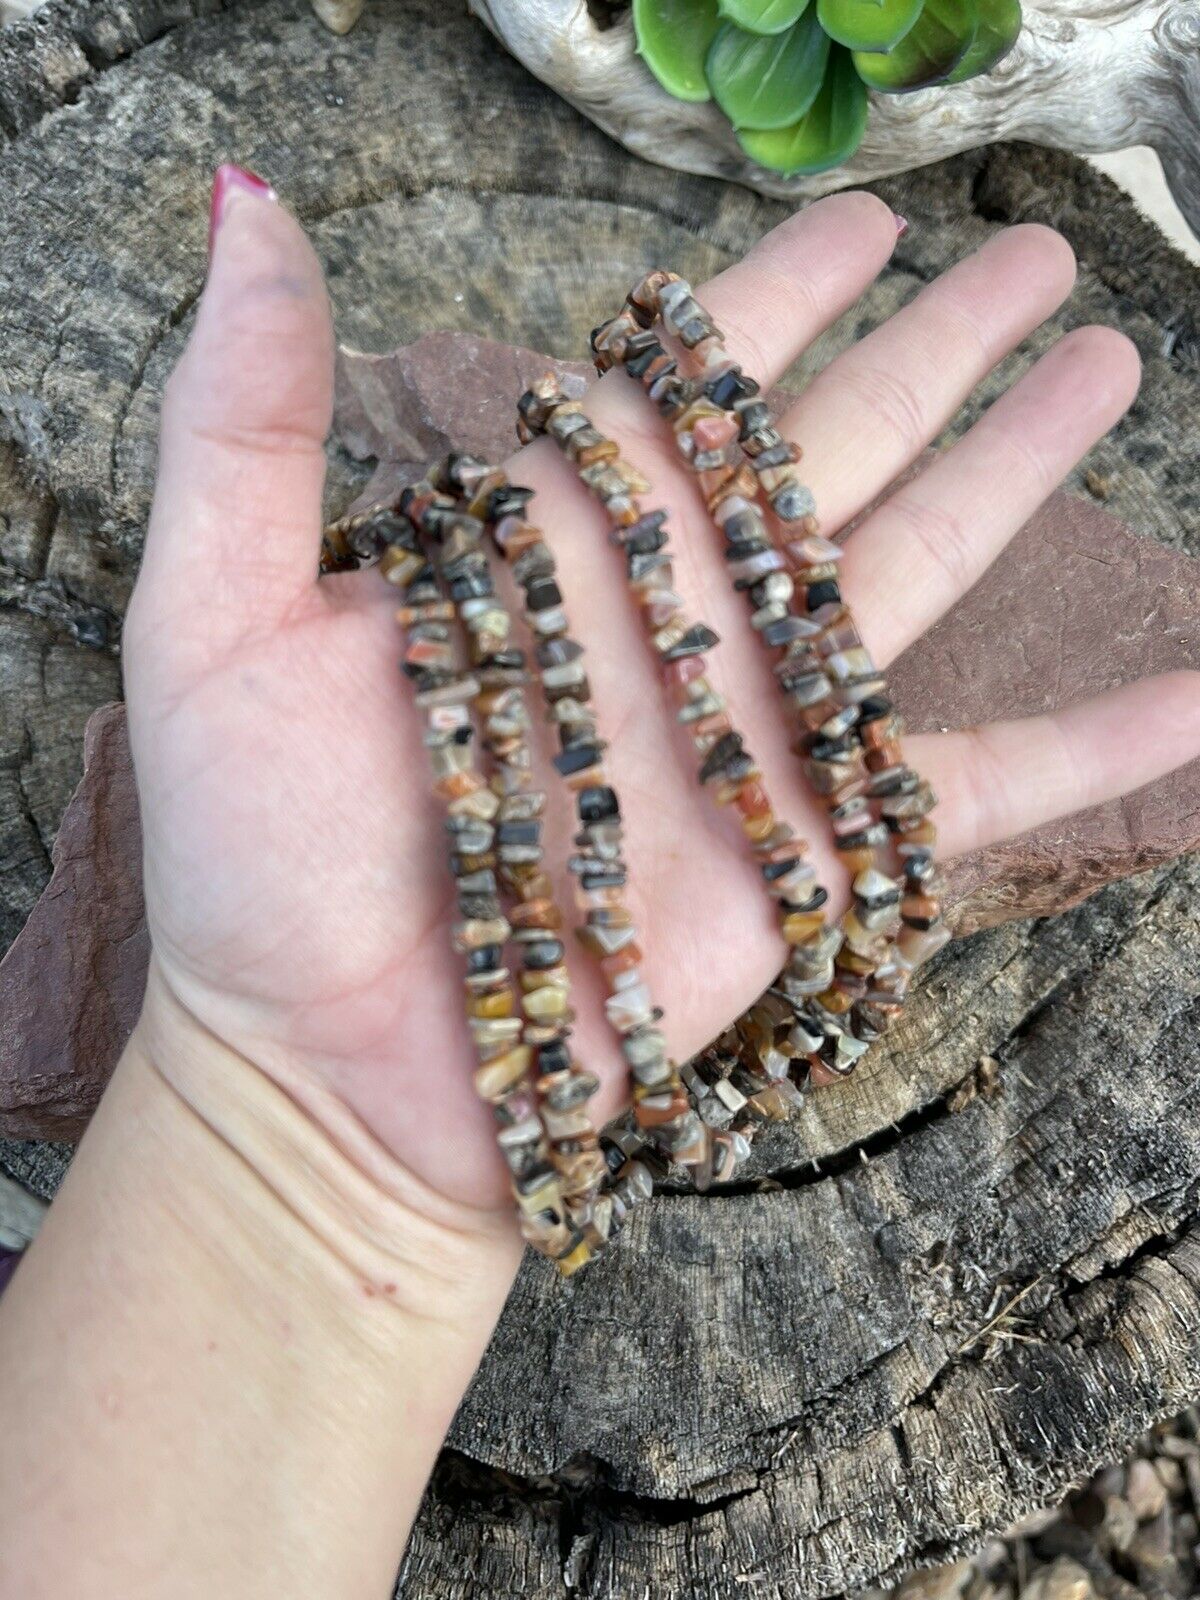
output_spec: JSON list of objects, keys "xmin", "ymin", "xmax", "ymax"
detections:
[{"xmin": 0, "ymin": 0, "xmax": 1198, "ymax": 1594}]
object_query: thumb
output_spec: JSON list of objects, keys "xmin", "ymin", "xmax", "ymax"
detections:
[{"xmin": 129, "ymin": 167, "xmax": 334, "ymax": 676}]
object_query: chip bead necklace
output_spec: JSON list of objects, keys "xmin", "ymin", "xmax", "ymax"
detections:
[
  {"xmin": 591, "ymin": 272, "xmax": 951, "ymax": 1065},
  {"xmin": 516, "ymin": 374, "xmax": 881, "ymax": 1099},
  {"xmin": 313, "ymin": 268, "xmax": 957, "ymax": 1269},
  {"xmin": 405, "ymin": 475, "xmax": 623, "ymax": 1273},
  {"xmin": 345, "ymin": 505, "xmax": 582, "ymax": 1267},
  {"xmin": 437, "ymin": 452, "xmax": 759, "ymax": 1188}
]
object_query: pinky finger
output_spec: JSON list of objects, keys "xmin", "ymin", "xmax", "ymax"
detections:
[{"xmin": 908, "ymin": 672, "xmax": 1200, "ymax": 862}]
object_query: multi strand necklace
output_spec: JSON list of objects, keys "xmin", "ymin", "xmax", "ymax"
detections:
[{"xmin": 320, "ymin": 274, "xmax": 948, "ymax": 1273}]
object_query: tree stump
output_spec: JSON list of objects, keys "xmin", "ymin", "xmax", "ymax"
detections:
[{"xmin": 1, "ymin": 1, "xmax": 1199, "ymax": 1595}]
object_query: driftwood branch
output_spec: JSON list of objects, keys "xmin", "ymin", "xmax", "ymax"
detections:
[{"xmin": 469, "ymin": 0, "xmax": 1200, "ymax": 234}]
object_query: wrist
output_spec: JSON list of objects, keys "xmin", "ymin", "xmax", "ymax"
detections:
[
  {"xmin": 0, "ymin": 964, "xmax": 522, "ymax": 1595},
  {"xmin": 130, "ymin": 960, "xmax": 523, "ymax": 1337}
]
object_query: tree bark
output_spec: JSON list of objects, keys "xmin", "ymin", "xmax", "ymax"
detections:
[{"xmin": 1, "ymin": 1, "xmax": 1199, "ymax": 1594}]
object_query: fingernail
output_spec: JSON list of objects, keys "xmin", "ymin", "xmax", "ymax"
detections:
[
  {"xmin": 209, "ymin": 164, "xmax": 277, "ymax": 256},
  {"xmin": 893, "ymin": 213, "xmax": 909, "ymax": 238}
]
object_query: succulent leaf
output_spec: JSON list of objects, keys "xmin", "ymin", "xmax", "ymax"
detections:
[
  {"xmin": 706, "ymin": 10, "xmax": 832, "ymax": 130},
  {"xmin": 945, "ymin": 0, "xmax": 1020, "ymax": 81},
  {"xmin": 816, "ymin": 0, "xmax": 923, "ymax": 53},
  {"xmin": 633, "ymin": 0, "xmax": 721, "ymax": 102},
  {"xmin": 717, "ymin": 0, "xmax": 811, "ymax": 34},
  {"xmin": 851, "ymin": 0, "xmax": 979, "ymax": 91},
  {"xmin": 737, "ymin": 46, "xmax": 868, "ymax": 173}
]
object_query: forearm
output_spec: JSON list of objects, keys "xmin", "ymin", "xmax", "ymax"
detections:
[{"xmin": 0, "ymin": 966, "xmax": 521, "ymax": 1599}]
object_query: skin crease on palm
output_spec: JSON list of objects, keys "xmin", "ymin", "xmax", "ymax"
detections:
[{"xmin": 122, "ymin": 186, "xmax": 1200, "ymax": 1217}]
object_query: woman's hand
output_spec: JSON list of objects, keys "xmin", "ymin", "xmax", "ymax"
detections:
[{"xmin": 124, "ymin": 175, "xmax": 1200, "ymax": 1216}]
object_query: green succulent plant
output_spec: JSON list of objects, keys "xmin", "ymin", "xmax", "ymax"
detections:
[{"xmin": 632, "ymin": 0, "xmax": 1021, "ymax": 175}]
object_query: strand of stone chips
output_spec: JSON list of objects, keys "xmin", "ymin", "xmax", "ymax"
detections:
[
  {"xmin": 436, "ymin": 453, "xmax": 758, "ymax": 1190},
  {"xmin": 517, "ymin": 374, "xmax": 869, "ymax": 1103},
  {"xmin": 356, "ymin": 507, "xmax": 587, "ymax": 1269},
  {"xmin": 592, "ymin": 272, "xmax": 949, "ymax": 1079}
]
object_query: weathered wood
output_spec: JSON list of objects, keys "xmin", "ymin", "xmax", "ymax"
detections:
[
  {"xmin": 0, "ymin": 1, "xmax": 1198, "ymax": 1594},
  {"xmin": 423, "ymin": 860, "xmax": 1200, "ymax": 1598}
]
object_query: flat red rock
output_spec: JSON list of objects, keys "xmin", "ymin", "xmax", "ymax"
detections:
[{"xmin": 0, "ymin": 334, "xmax": 1195, "ymax": 1141}]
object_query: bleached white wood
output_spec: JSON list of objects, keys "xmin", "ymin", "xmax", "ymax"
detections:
[{"xmin": 469, "ymin": 0, "xmax": 1200, "ymax": 235}]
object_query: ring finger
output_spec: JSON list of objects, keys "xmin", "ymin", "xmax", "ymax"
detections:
[{"xmin": 842, "ymin": 323, "xmax": 1143, "ymax": 668}]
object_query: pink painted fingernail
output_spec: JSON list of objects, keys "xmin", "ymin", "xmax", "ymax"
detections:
[
  {"xmin": 893, "ymin": 213, "xmax": 909, "ymax": 238},
  {"xmin": 209, "ymin": 164, "xmax": 277, "ymax": 256}
]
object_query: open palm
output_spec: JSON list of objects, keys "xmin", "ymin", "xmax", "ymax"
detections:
[{"xmin": 123, "ymin": 182, "xmax": 1200, "ymax": 1215}]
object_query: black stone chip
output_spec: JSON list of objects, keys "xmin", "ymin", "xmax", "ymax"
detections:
[
  {"xmin": 805, "ymin": 579, "xmax": 841, "ymax": 612},
  {"xmin": 579, "ymin": 785, "xmax": 620, "ymax": 823},
  {"xmin": 706, "ymin": 367, "xmax": 760, "ymax": 410}
]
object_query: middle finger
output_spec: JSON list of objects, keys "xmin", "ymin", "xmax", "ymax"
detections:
[{"xmin": 777, "ymin": 223, "xmax": 1078, "ymax": 531}]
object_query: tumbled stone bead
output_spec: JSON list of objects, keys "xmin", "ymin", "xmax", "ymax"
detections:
[
  {"xmin": 782, "ymin": 910, "xmax": 829, "ymax": 945},
  {"xmin": 548, "ymin": 407, "xmax": 588, "ymax": 441},
  {"xmin": 579, "ymin": 1194, "xmax": 617, "ymax": 1249},
  {"xmin": 706, "ymin": 366, "xmax": 759, "ymax": 410},
  {"xmin": 899, "ymin": 819, "xmax": 938, "ymax": 849},
  {"xmin": 670, "ymin": 1120, "xmax": 712, "ymax": 1170},
  {"xmin": 897, "ymin": 922, "xmax": 952, "ymax": 966},
  {"xmin": 512, "ymin": 1152, "xmax": 563, "ymax": 1209},
  {"xmin": 853, "ymin": 868, "xmax": 901, "ymax": 906},
  {"xmin": 903, "ymin": 849, "xmax": 937, "ymax": 884},
  {"xmin": 901, "ymin": 892, "xmax": 941, "ymax": 927},
  {"xmin": 473, "ymin": 1046, "xmax": 533, "ymax": 1101},
  {"xmin": 542, "ymin": 1105, "xmax": 600, "ymax": 1142},
  {"xmin": 711, "ymin": 1129, "xmax": 751, "ymax": 1182},
  {"xmin": 806, "ymin": 1059, "xmax": 849, "ymax": 1089},
  {"xmin": 622, "ymin": 1028, "xmax": 666, "ymax": 1070},
  {"xmin": 839, "ymin": 906, "xmax": 890, "ymax": 955},
  {"xmin": 764, "ymin": 862, "xmax": 816, "ymax": 904},
  {"xmin": 554, "ymin": 1240, "xmax": 594, "ymax": 1277},
  {"xmin": 729, "ymin": 550, "xmax": 784, "ymax": 589},
  {"xmin": 378, "ymin": 544, "xmax": 427, "ymax": 587},
  {"xmin": 748, "ymin": 1079, "xmax": 803, "ymax": 1119},
  {"xmin": 522, "ymin": 984, "xmax": 570, "ymax": 1023},
  {"xmin": 470, "ymin": 1014, "xmax": 524, "ymax": 1048},
  {"xmin": 714, "ymin": 1078, "xmax": 748, "ymax": 1114},
  {"xmin": 453, "ymin": 916, "xmax": 512, "ymax": 951},
  {"xmin": 883, "ymin": 781, "xmax": 937, "ymax": 820},
  {"xmin": 656, "ymin": 621, "xmax": 717, "ymax": 662},
  {"xmin": 470, "ymin": 989, "xmax": 514, "ymax": 1019},
  {"xmin": 633, "ymin": 1084, "xmax": 692, "ymax": 1130},
  {"xmin": 693, "ymin": 412, "xmax": 739, "ymax": 453},
  {"xmin": 518, "ymin": 1204, "xmax": 573, "ymax": 1247},
  {"xmin": 631, "ymin": 1055, "xmax": 675, "ymax": 1089},
  {"xmin": 606, "ymin": 982, "xmax": 654, "ymax": 1032},
  {"xmin": 787, "ymin": 1016, "xmax": 824, "ymax": 1058},
  {"xmin": 616, "ymin": 1160, "xmax": 656, "ymax": 1206}
]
